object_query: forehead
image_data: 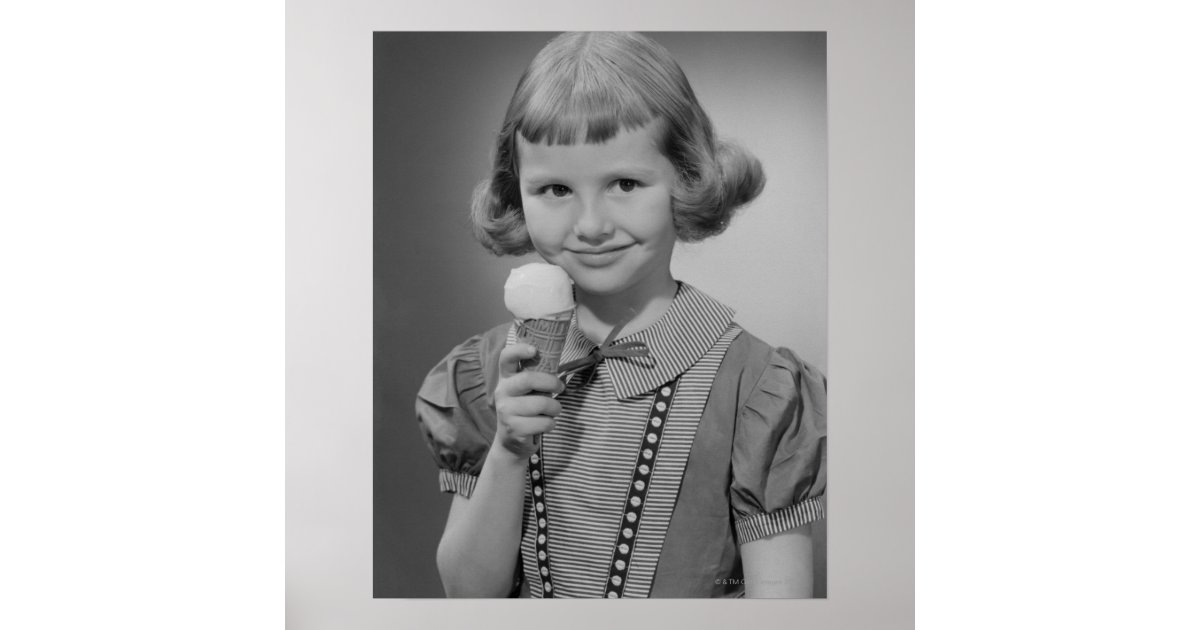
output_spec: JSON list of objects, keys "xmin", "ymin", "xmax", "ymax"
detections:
[{"xmin": 515, "ymin": 122, "xmax": 669, "ymax": 177}]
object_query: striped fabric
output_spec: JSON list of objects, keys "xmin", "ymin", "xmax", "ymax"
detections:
[
  {"xmin": 438, "ymin": 469, "xmax": 477, "ymax": 498},
  {"xmin": 446, "ymin": 282, "xmax": 828, "ymax": 597},
  {"xmin": 733, "ymin": 495, "xmax": 826, "ymax": 544},
  {"xmin": 556, "ymin": 283, "xmax": 738, "ymax": 400},
  {"xmin": 598, "ymin": 376, "xmax": 680, "ymax": 598},
  {"xmin": 621, "ymin": 326, "xmax": 740, "ymax": 597},
  {"xmin": 509, "ymin": 283, "xmax": 743, "ymax": 598}
]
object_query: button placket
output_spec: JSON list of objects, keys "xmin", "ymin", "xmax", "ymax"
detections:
[
  {"xmin": 603, "ymin": 378, "xmax": 680, "ymax": 598},
  {"xmin": 528, "ymin": 450, "xmax": 555, "ymax": 597}
]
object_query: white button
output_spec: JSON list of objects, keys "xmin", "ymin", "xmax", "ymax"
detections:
[
  {"xmin": 530, "ymin": 454, "xmax": 539, "ymax": 464},
  {"xmin": 541, "ymin": 567, "xmax": 549, "ymax": 576},
  {"xmin": 634, "ymin": 480, "xmax": 645, "ymax": 491},
  {"xmin": 655, "ymin": 401, "xmax": 667, "ymax": 412},
  {"xmin": 544, "ymin": 583, "xmax": 552, "ymax": 593},
  {"xmin": 607, "ymin": 591, "xmax": 618, "ymax": 598},
  {"xmin": 538, "ymin": 534, "xmax": 546, "ymax": 544},
  {"xmin": 647, "ymin": 434, "xmax": 658, "ymax": 444},
  {"xmin": 536, "ymin": 502, "xmax": 544, "ymax": 513},
  {"xmin": 630, "ymin": 496, "xmax": 641, "ymax": 507},
  {"xmin": 626, "ymin": 511, "xmax": 637, "ymax": 522},
  {"xmin": 615, "ymin": 559, "xmax": 626, "ymax": 570},
  {"xmin": 661, "ymin": 386, "xmax": 672, "ymax": 396},
  {"xmin": 642, "ymin": 448, "xmax": 653, "ymax": 460},
  {"xmin": 539, "ymin": 518, "xmax": 546, "ymax": 528},
  {"xmin": 611, "ymin": 576, "xmax": 622, "ymax": 586},
  {"xmin": 538, "ymin": 551, "xmax": 546, "ymax": 560},
  {"xmin": 650, "ymin": 417, "xmax": 662, "ymax": 427},
  {"xmin": 623, "ymin": 528, "xmax": 633, "ymax": 538},
  {"xmin": 638, "ymin": 464, "xmax": 649, "ymax": 475},
  {"xmin": 534, "ymin": 486, "xmax": 543, "ymax": 496},
  {"xmin": 531, "ymin": 470, "xmax": 541, "ymax": 480}
]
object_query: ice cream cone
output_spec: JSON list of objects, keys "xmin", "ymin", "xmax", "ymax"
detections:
[
  {"xmin": 505, "ymin": 263, "xmax": 575, "ymax": 452},
  {"xmin": 515, "ymin": 311, "xmax": 572, "ymax": 374}
]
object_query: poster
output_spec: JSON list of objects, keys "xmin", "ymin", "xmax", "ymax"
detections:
[{"xmin": 288, "ymin": 0, "xmax": 912, "ymax": 625}]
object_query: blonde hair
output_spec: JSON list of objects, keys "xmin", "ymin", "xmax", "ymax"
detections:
[{"xmin": 471, "ymin": 32, "xmax": 765, "ymax": 256}]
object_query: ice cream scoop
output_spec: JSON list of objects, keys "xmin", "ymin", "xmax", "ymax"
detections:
[
  {"xmin": 504, "ymin": 263, "xmax": 574, "ymax": 320},
  {"xmin": 505, "ymin": 263, "xmax": 575, "ymax": 375}
]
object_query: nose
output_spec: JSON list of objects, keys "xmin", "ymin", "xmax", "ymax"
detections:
[{"xmin": 572, "ymin": 195, "xmax": 613, "ymax": 244}]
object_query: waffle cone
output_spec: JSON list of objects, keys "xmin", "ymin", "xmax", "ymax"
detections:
[{"xmin": 515, "ymin": 314, "xmax": 572, "ymax": 374}]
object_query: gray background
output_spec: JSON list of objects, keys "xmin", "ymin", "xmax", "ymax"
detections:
[
  {"xmin": 373, "ymin": 31, "xmax": 828, "ymax": 599},
  {"xmin": 289, "ymin": 0, "xmax": 912, "ymax": 626}
]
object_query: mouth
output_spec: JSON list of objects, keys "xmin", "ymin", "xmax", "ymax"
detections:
[
  {"xmin": 567, "ymin": 243, "xmax": 634, "ymax": 266},
  {"xmin": 569, "ymin": 244, "xmax": 633, "ymax": 255}
]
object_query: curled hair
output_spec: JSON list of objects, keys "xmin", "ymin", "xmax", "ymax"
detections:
[{"xmin": 471, "ymin": 32, "xmax": 765, "ymax": 256}]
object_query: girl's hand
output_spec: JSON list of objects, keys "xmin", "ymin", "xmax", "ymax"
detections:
[{"xmin": 493, "ymin": 343, "xmax": 565, "ymax": 459}]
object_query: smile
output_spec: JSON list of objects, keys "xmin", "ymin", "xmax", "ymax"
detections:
[{"xmin": 568, "ymin": 244, "xmax": 633, "ymax": 266}]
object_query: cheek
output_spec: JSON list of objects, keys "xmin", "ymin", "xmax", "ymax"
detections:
[
  {"xmin": 522, "ymin": 205, "xmax": 566, "ymax": 251},
  {"xmin": 633, "ymin": 191, "xmax": 678, "ymax": 241}
]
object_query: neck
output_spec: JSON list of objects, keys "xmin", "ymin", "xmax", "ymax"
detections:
[{"xmin": 574, "ymin": 273, "xmax": 678, "ymax": 345}]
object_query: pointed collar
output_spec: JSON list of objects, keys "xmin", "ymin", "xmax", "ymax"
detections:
[{"xmin": 559, "ymin": 282, "xmax": 736, "ymax": 400}]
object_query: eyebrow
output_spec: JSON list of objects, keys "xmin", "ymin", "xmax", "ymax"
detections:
[
  {"xmin": 605, "ymin": 167, "xmax": 659, "ymax": 180},
  {"xmin": 519, "ymin": 174, "xmax": 557, "ymax": 189},
  {"xmin": 520, "ymin": 167, "xmax": 660, "ymax": 186}
]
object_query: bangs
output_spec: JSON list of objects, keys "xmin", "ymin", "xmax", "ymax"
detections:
[{"xmin": 516, "ymin": 78, "xmax": 659, "ymax": 145}]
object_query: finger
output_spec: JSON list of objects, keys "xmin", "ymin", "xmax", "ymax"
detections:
[
  {"xmin": 496, "ymin": 369, "xmax": 566, "ymax": 398},
  {"xmin": 524, "ymin": 371, "xmax": 566, "ymax": 396},
  {"xmin": 497, "ymin": 394, "xmax": 562, "ymax": 420},
  {"xmin": 498, "ymin": 343, "xmax": 538, "ymax": 379},
  {"xmin": 503, "ymin": 414, "xmax": 558, "ymax": 438}
]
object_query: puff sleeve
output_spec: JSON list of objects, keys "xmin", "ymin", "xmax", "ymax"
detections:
[
  {"xmin": 730, "ymin": 347, "xmax": 827, "ymax": 544},
  {"xmin": 414, "ymin": 324, "xmax": 508, "ymax": 498}
]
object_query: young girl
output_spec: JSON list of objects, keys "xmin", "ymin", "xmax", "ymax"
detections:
[{"xmin": 416, "ymin": 32, "xmax": 826, "ymax": 598}]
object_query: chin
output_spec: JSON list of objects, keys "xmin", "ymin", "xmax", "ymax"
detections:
[
  {"xmin": 567, "ymin": 278, "xmax": 623, "ymax": 297},
  {"xmin": 562, "ymin": 269, "xmax": 633, "ymax": 297}
]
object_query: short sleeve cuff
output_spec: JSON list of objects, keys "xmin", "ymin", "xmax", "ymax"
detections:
[
  {"xmin": 734, "ymin": 495, "xmax": 825, "ymax": 544},
  {"xmin": 438, "ymin": 470, "xmax": 478, "ymax": 498}
]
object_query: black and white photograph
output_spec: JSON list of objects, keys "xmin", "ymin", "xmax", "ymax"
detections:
[
  {"xmin": 374, "ymin": 31, "xmax": 829, "ymax": 598},
  {"xmin": 21, "ymin": 0, "xmax": 1200, "ymax": 628}
]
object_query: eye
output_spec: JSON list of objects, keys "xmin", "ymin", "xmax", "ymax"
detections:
[
  {"xmin": 538, "ymin": 184, "xmax": 572, "ymax": 198},
  {"xmin": 615, "ymin": 179, "xmax": 640, "ymax": 193}
]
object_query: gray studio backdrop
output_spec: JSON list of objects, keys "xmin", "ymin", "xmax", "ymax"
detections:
[{"xmin": 374, "ymin": 31, "xmax": 827, "ymax": 598}]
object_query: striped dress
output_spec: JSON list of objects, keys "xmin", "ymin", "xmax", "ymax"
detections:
[{"xmin": 417, "ymin": 282, "xmax": 826, "ymax": 598}]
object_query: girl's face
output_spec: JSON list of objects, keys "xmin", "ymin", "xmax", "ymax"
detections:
[{"xmin": 517, "ymin": 122, "xmax": 678, "ymax": 301}]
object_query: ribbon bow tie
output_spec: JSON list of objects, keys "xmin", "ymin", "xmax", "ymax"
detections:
[{"xmin": 557, "ymin": 320, "xmax": 652, "ymax": 380}]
